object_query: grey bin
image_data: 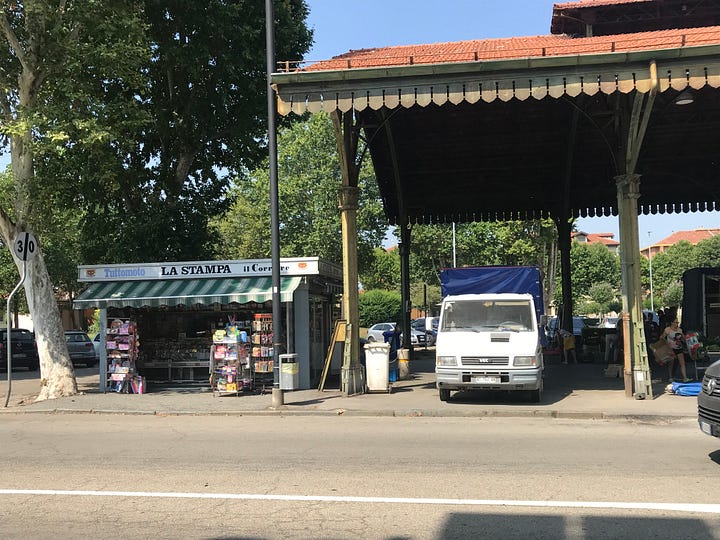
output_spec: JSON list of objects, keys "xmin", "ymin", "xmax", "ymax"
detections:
[{"xmin": 279, "ymin": 353, "xmax": 299, "ymax": 390}]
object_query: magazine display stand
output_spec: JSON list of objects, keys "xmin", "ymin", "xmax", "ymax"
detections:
[{"xmin": 106, "ymin": 318, "xmax": 143, "ymax": 393}]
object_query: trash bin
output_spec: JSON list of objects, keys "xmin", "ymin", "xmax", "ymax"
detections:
[
  {"xmin": 364, "ymin": 342, "xmax": 391, "ymax": 393},
  {"xmin": 279, "ymin": 353, "xmax": 299, "ymax": 390},
  {"xmin": 382, "ymin": 330, "xmax": 400, "ymax": 382}
]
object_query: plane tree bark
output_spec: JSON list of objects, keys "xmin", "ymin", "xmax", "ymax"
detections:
[{"xmin": 0, "ymin": 2, "xmax": 147, "ymax": 400}]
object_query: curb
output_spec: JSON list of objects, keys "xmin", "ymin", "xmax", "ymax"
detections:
[{"xmin": 0, "ymin": 406, "xmax": 698, "ymax": 423}]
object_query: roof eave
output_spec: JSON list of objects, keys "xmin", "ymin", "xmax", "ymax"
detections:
[{"xmin": 272, "ymin": 43, "xmax": 720, "ymax": 87}]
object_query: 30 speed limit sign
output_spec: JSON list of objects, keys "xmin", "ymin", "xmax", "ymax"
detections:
[{"xmin": 14, "ymin": 232, "xmax": 37, "ymax": 261}]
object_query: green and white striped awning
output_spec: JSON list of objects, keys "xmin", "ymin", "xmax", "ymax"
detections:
[{"xmin": 73, "ymin": 276, "xmax": 303, "ymax": 309}]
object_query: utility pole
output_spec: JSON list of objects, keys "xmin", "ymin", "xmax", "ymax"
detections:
[
  {"xmin": 266, "ymin": 0, "xmax": 283, "ymax": 408},
  {"xmin": 452, "ymin": 223, "xmax": 457, "ymax": 267},
  {"xmin": 648, "ymin": 231, "xmax": 654, "ymax": 312}
]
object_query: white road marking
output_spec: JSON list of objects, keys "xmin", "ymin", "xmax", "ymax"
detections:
[{"xmin": 1, "ymin": 489, "xmax": 719, "ymax": 514}]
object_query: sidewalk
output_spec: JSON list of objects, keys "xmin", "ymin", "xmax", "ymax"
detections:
[{"xmin": 0, "ymin": 349, "xmax": 702, "ymax": 422}]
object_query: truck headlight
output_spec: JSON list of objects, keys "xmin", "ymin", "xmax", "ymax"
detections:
[
  {"xmin": 514, "ymin": 356, "xmax": 537, "ymax": 367},
  {"xmin": 436, "ymin": 356, "xmax": 457, "ymax": 367}
]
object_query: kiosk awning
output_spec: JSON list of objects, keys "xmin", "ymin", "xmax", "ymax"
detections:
[{"xmin": 73, "ymin": 276, "xmax": 304, "ymax": 309}]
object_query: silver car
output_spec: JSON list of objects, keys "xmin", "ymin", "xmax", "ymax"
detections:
[
  {"xmin": 64, "ymin": 330, "xmax": 98, "ymax": 367},
  {"xmin": 366, "ymin": 322, "xmax": 426, "ymax": 346},
  {"xmin": 366, "ymin": 322, "xmax": 397, "ymax": 343}
]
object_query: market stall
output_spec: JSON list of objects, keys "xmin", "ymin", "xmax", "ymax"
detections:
[{"xmin": 74, "ymin": 258, "xmax": 343, "ymax": 392}]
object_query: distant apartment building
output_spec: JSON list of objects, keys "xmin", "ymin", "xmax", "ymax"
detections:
[
  {"xmin": 641, "ymin": 228, "xmax": 720, "ymax": 259},
  {"xmin": 571, "ymin": 232, "xmax": 620, "ymax": 255}
]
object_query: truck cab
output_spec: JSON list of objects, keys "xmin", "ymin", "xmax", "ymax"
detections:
[{"xmin": 435, "ymin": 293, "xmax": 544, "ymax": 402}]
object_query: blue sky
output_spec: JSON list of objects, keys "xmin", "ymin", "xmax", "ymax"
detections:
[{"xmin": 304, "ymin": 0, "xmax": 720, "ymax": 248}]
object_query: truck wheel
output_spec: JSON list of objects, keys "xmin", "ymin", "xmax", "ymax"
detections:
[
  {"xmin": 528, "ymin": 387, "xmax": 542, "ymax": 403},
  {"xmin": 439, "ymin": 388, "xmax": 451, "ymax": 401}
]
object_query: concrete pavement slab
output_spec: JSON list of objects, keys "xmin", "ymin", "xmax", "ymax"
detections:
[{"xmin": 0, "ymin": 350, "xmax": 702, "ymax": 422}]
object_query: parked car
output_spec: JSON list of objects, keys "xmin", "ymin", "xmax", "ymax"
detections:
[
  {"xmin": 64, "ymin": 330, "xmax": 97, "ymax": 367},
  {"xmin": 366, "ymin": 322, "xmax": 426, "ymax": 347},
  {"xmin": 93, "ymin": 333, "xmax": 103, "ymax": 359},
  {"xmin": 0, "ymin": 328, "xmax": 39, "ymax": 371},
  {"xmin": 600, "ymin": 316, "xmax": 618, "ymax": 328},
  {"xmin": 406, "ymin": 327, "xmax": 427, "ymax": 347},
  {"xmin": 643, "ymin": 309, "xmax": 660, "ymax": 326},
  {"xmin": 366, "ymin": 322, "xmax": 397, "ymax": 343},
  {"xmin": 546, "ymin": 316, "xmax": 588, "ymax": 347},
  {"xmin": 411, "ymin": 317, "xmax": 439, "ymax": 345},
  {"xmin": 698, "ymin": 358, "xmax": 720, "ymax": 438}
]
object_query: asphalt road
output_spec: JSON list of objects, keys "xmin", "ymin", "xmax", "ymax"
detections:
[{"xmin": 1, "ymin": 414, "xmax": 719, "ymax": 539}]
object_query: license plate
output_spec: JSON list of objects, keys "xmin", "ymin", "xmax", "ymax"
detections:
[
  {"xmin": 700, "ymin": 421, "xmax": 712, "ymax": 435},
  {"xmin": 472, "ymin": 376, "xmax": 500, "ymax": 384}
]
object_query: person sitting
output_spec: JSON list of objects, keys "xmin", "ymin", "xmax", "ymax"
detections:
[{"xmin": 662, "ymin": 317, "xmax": 691, "ymax": 382}]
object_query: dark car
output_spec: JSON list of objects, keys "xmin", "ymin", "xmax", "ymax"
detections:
[
  {"xmin": 698, "ymin": 359, "xmax": 720, "ymax": 438},
  {"xmin": 411, "ymin": 317, "xmax": 439, "ymax": 346},
  {"xmin": 0, "ymin": 328, "xmax": 39, "ymax": 371},
  {"xmin": 546, "ymin": 316, "xmax": 588, "ymax": 348},
  {"xmin": 64, "ymin": 330, "xmax": 97, "ymax": 367}
]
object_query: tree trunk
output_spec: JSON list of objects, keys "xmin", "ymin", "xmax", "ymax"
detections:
[
  {"xmin": 1, "ymin": 132, "xmax": 77, "ymax": 401},
  {"xmin": 0, "ymin": 219, "xmax": 77, "ymax": 400},
  {"xmin": 0, "ymin": 4, "xmax": 78, "ymax": 401},
  {"xmin": 25, "ymin": 247, "xmax": 78, "ymax": 400}
]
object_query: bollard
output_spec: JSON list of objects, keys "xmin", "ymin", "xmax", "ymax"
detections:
[
  {"xmin": 271, "ymin": 387, "xmax": 284, "ymax": 408},
  {"xmin": 398, "ymin": 348, "xmax": 410, "ymax": 380}
]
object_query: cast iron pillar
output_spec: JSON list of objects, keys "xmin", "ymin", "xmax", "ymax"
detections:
[
  {"xmin": 399, "ymin": 224, "xmax": 412, "ymax": 359},
  {"xmin": 555, "ymin": 216, "xmax": 573, "ymax": 333},
  {"xmin": 339, "ymin": 185, "xmax": 364, "ymax": 395},
  {"xmin": 615, "ymin": 173, "xmax": 653, "ymax": 399}
]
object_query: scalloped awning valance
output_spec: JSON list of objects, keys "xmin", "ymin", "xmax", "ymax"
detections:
[{"xmin": 276, "ymin": 57, "xmax": 720, "ymax": 115}]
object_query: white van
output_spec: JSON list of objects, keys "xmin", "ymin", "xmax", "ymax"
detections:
[{"xmin": 435, "ymin": 293, "xmax": 544, "ymax": 402}]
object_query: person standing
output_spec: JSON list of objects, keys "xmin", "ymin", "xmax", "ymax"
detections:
[
  {"xmin": 662, "ymin": 317, "xmax": 690, "ymax": 382},
  {"xmin": 559, "ymin": 328, "xmax": 577, "ymax": 364}
]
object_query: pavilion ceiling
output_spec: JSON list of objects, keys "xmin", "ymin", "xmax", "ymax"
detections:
[{"xmin": 273, "ymin": 25, "xmax": 720, "ymax": 225}]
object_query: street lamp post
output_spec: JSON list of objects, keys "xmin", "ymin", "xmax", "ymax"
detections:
[
  {"xmin": 648, "ymin": 231, "xmax": 654, "ymax": 312},
  {"xmin": 452, "ymin": 223, "xmax": 457, "ymax": 267}
]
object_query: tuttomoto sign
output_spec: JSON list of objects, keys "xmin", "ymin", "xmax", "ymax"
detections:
[{"xmin": 78, "ymin": 257, "xmax": 342, "ymax": 282}]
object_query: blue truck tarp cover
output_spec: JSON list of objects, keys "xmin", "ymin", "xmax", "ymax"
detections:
[
  {"xmin": 441, "ymin": 266, "xmax": 546, "ymax": 345},
  {"xmin": 441, "ymin": 266, "xmax": 544, "ymax": 314}
]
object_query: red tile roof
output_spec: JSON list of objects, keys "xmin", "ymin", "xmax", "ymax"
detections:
[
  {"xmin": 653, "ymin": 228, "xmax": 720, "ymax": 247},
  {"xmin": 554, "ymin": 0, "xmax": 651, "ymax": 9},
  {"xmin": 302, "ymin": 26, "xmax": 720, "ymax": 72},
  {"xmin": 572, "ymin": 232, "xmax": 620, "ymax": 246}
]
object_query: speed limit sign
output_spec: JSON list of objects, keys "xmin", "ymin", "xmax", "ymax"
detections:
[{"xmin": 14, "ymin": 232, "xmax": 37, "ymax": 261}]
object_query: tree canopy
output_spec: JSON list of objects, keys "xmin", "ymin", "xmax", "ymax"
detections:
[
  {"xmin": 74, "ymin": 0, "xmax": 314, "ymax": 264},
  {"xmin": 0, "ymin": 1, "xmax": 313, "ymax": 399},
  {"xmin": 212, "ymin": 112, "xmax": 386, "ymax": 269}
]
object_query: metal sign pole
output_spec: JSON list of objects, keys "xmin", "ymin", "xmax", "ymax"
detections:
[{"xmin": 4, "ymin": 232, "xmax": 37, "ymax": 408}]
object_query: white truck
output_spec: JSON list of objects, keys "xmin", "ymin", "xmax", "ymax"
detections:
[{"xmin": 435, "ymin": 266, "xmax": 546, "ymax": 403}]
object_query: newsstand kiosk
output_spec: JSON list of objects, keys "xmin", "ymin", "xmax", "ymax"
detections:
[{"xmin": 74, "ymin": 257, "xmax": 343, "ymax": 393}]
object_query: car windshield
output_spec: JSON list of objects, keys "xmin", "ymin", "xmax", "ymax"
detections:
[
  {"xmin": 0, "ymin": 330, "xmax": 33, "ymax": 339},
  {"xmin": 66, "ymin": 333, "xmax": 90, "ymax": 342},
  {"xmin": 441, "ymin": 299, "xmax": 533, "ymax": 332}
]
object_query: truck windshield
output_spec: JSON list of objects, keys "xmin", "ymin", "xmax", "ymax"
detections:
[{"xmin": 441, "ymin": 299, "xmax": 533, "ymax": 332}]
